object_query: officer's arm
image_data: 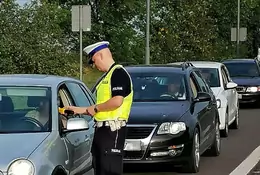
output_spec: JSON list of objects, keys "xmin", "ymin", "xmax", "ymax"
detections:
[{"xmin": 96, "ymin": 68, "xmax": 131, "ymax": 112}]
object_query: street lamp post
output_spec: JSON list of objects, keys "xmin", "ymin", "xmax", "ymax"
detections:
[
  {"xmin": 236, "ymin": 0, "xmax": 240, "ymax": 58},
  {"xmin": 145, "ymin": 0, "xmax": 150, "ymax": 65}
]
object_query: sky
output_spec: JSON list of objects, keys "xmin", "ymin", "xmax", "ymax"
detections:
[{"xmin": 17, "ymin": 0, "xmax": 29, "ymax": 6}]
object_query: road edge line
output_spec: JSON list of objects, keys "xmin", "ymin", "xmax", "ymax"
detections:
[{"xmin": 229, "ymin": 145, "xmax": 260, "ymax": 175}]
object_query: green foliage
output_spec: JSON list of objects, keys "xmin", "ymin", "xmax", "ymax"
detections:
[
  {"xmin": 0, "ymin": 0, "xmax": 78, "ymax": 76},
  {"xmin": 1, "ymin": 0, "xmax": 260, "ymax": 87}
]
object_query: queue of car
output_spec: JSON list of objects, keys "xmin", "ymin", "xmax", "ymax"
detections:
[
  {"xmin": 0, "ymin": 58, "xmax": 257, "ymax": 175},
  {"xmin": 223, "ymin": 58, "xmax": 260, "ymax": 105},
  {"xmin": 170, "ymin": 61, "xmax": 239, "ymax": 137},
  {"xmin": 121, "ymin": 63, "xmax": 221, "ymax": 173},
  {"xmin": 0, "ymin": 75, "xmax": 95, "ymax": 175}
]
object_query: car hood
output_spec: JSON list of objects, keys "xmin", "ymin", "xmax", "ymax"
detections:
[
  {"xmin": 211, "ymin": 87, "xmax": 221, "ymax": 97},
  {"xmin": 0, "ymin": 132, "xmax": 50, "ymax": 172},
  {"xmin": 231, "ymin": 77, "xmax": 260, "ymax": 86},
  {"xmin": 128, "ymin": 101, "xmax": 190, "ymax": 125}
]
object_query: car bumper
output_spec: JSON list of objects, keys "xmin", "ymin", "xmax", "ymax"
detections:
[
  {"xmin": 238, "ymin": 92, "xmax": 260, "ymax": 103},
  {"xmin": 123, "ymin": 125, "xmax": 192, "ymax": 164}
]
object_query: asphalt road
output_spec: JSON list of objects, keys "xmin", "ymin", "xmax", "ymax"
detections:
[{"xmin": 123, "ymin": 104, "xmax": 260, "ymax": 175}]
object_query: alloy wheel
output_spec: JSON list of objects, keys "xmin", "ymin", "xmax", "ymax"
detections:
[
  {"xmin": 236, "ymin": 110, "xmax": 239, "ymax": 126},
  {"xmin": 216, "ymin": 122, "xmax": 221, "ymax": 152},
  {"xmin": 194, "ymin": 133, "xmax": 200, "ymax": 168}
]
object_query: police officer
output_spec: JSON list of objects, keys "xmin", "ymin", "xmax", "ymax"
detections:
[{"xmin": 65, "ymin": 41, "xmax": 133, "ymax": 175}]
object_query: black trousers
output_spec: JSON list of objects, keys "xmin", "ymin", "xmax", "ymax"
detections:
[{"xmin": 91, "ymin": 126, "xmax": 126, "ymax": 175}]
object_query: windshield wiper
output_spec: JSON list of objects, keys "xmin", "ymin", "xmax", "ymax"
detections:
[{"xmin": 232, "ymin": 74, "xmax": 248, "ymax": 77}]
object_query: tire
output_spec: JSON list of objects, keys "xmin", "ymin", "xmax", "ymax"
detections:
[
  {"xmin": 182, "ymin": 128, "xmax": 200, "ymax": 173},
  {"xmin": 220, "ymin": 111, "xmax": 229, "ymax": 137},
  {"xmin": 207, "ymin": 119, "xmax": 221, "ymax": 156},
  {"xmin": 52, "ymin": 167, "xmax": 67, "ymax": 175},
  {"xmin": 230, "ymin": 104, "xmax": 239, "ymax": 129}
]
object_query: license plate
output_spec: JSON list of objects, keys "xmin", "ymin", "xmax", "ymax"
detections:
[
  {"xmin": 238, "ymin": 94, "xmax": 242, "ymax": 99},
  {"xmin": 124, "ymin": 140, "xmax": 141, "ymax": 151}
]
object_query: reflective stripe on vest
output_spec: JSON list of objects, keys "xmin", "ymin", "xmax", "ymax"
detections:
[{"xmin": 94, "ymin": 64, "xmax": 133, "ymax": 122}]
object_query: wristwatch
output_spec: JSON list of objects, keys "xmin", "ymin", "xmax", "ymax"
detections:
[{"xmin": 94, "ymin": 105, "xmax": 99, "ymax": 113}]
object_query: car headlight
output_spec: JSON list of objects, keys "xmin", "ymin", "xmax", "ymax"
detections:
[
  {"xmin": 157, "ymin": 122, "xmax": 186, "ymax": 135},
  {"xmin": 7, "ymin": 159, "xmax": 35, "ymax": 175},
  {"xmin": 216, "ymin": 99, "xmax": 221, "ymax": 108},
  {"xmin": 246, "ymin": 86, "xmax": 260, "ymax": 92}
]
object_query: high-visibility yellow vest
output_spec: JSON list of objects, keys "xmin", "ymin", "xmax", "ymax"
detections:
[{"xmin": 94, "ymin": 64, "xmax": 133, "ymax": 122}]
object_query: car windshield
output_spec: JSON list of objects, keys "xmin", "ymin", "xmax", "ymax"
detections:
[
  {"xmin": 0, "ymin": 86, "xmax": 52, "ymax": 133},
  {"xmin": 224, "ymin": 62, "xmax": 260, "ymax": 77},
  {"xmin": 130, "ymin": 72, "xmax": 187, "ymax": 102},
  {"xmin": 198, "ymin": 68, "xmax": 220, "ymax": 87}
]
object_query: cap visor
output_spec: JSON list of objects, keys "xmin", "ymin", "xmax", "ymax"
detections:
[{"xmin": 88, "ymin": 58, "xmax": 94, "ymax": 65}]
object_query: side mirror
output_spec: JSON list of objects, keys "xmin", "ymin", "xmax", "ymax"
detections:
[
  {"xmin": 226, "ymin": 82, "xmax": 237, "ymax": 89},
  {"xmin": 194, "ymin": 92, "xmax": 211, "ymax": 102},
  {"xmin": 64, "ymin": 118, "xmax": 89, "ymax": 133}
]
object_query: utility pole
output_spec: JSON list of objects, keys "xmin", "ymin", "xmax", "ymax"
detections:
[
  {"xmin": 79, "ymin": 5, "xmax": 83, "ymax": 81},
  {"xmin": 236, "ymin": 0, "xmax": 240, "ymax": 58},
  {"xmin": 145, "ymin": 0, "xmax": 150, "ymax": 65},
  {"xmin": 231, "ymin": 0, "xmax": 246, "ymax": 56}
]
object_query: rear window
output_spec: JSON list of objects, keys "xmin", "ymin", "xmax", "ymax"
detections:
[
  {"xmin": 224, "ymin": 62, "xmax": 260, "ymax": 77},
  {"xmin": 198, "ymin": 68, "xmax": 220, "ymax": 87}
]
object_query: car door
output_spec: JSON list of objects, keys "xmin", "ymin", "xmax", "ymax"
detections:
[
  {"xmin": 192, "ymin": 71, "xmax": 216, "ymax": 147},
  {"xmin": 189, "ymin": 73, "xmax": 209, "ymax": 150},
  {"xmin": 66, "ymin": 82, "xmax": 95, "ymax": 175},
  {"xmin": 58, "ymin": 83, "xmax": 87, "ymax": 174},
  {"xmin": 224, "ymin": 65, "xmax": 238, "ymax": 121},
  {"xmin": 221, "ymin": 66, "xmax": 234, "ymax": 121}
]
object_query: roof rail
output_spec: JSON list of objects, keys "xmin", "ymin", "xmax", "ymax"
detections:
[{"xmin": 181, "ymin": 61, "xmax": 194, "ymax": 70}]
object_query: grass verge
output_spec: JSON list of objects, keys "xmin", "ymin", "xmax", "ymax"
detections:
[{"xmin": 82, "ymin": 67, "xmax": 103, "ymax": 89}]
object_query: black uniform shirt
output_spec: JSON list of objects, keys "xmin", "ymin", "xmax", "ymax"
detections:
[{"xmin": 110, "ymin": 64, "xmax": 131, "ymax": 98}]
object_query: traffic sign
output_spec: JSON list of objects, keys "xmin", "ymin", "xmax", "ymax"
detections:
[
  {"xmin": 231, "ymin": 27, "xmax": 247, "ymax": 42},
  {"xmin": 71, "ymin": 5, "xmax": 91, "ymax": 81},
  {"xmin": 72, "ymin": 5, "xmax": 91, "ymax": 32}
]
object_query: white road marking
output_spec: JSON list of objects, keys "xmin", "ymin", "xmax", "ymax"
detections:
[{"xmin": 229, "ymin": 145, "xmax": 260, "ymax": 175}]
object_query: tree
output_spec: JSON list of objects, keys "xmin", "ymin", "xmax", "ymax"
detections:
[{"xmin": 0, "ymin": 0, "xmax": 78, "ymax": 76}]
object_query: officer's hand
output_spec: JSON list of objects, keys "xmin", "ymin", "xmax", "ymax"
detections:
[
  {"xmin": 86, "ymin": 105, "xmax": 96, "ymax": 117},
  {"xmin": 64, "ymin": 106, "xmax": 86, "ymax": 115}
]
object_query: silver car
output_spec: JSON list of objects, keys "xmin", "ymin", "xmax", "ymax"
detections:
[{"xmin": 0, "ymin": 74, "xmax": 95, "ymax": 175}]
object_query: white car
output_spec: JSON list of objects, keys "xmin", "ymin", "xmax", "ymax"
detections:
[{"xmin": 169, "ymin": 61, "xmax": 239, "ymax": 137}]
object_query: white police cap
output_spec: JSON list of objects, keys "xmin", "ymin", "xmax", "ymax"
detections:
[{"xmin": 83, "ymin": 41, "xmax": 110, "ymax": 65}]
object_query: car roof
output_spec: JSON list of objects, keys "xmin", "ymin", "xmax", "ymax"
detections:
[
  {"xmin": 222, "ymin": 58, "xmax": 256, "ymax": 64},
  {"xmin": 125, "ymin": 64, "xmax": 192, "ymax": 74},
  {"xmin": 171, "ymin": 61, "xmax": 223, "ymax": 69},
  {"xmin": 0, "ymin": 74, "xmax": 81, "ymax": 87}
]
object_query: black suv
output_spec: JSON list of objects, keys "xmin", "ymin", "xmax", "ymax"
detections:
[
  {"xmin": 93, "ymin": 62, "xmax": 221, "ymax": 173},
  {"xmin": 222, "ymin": 58, "xmax": 260, "ymax": 105}
]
